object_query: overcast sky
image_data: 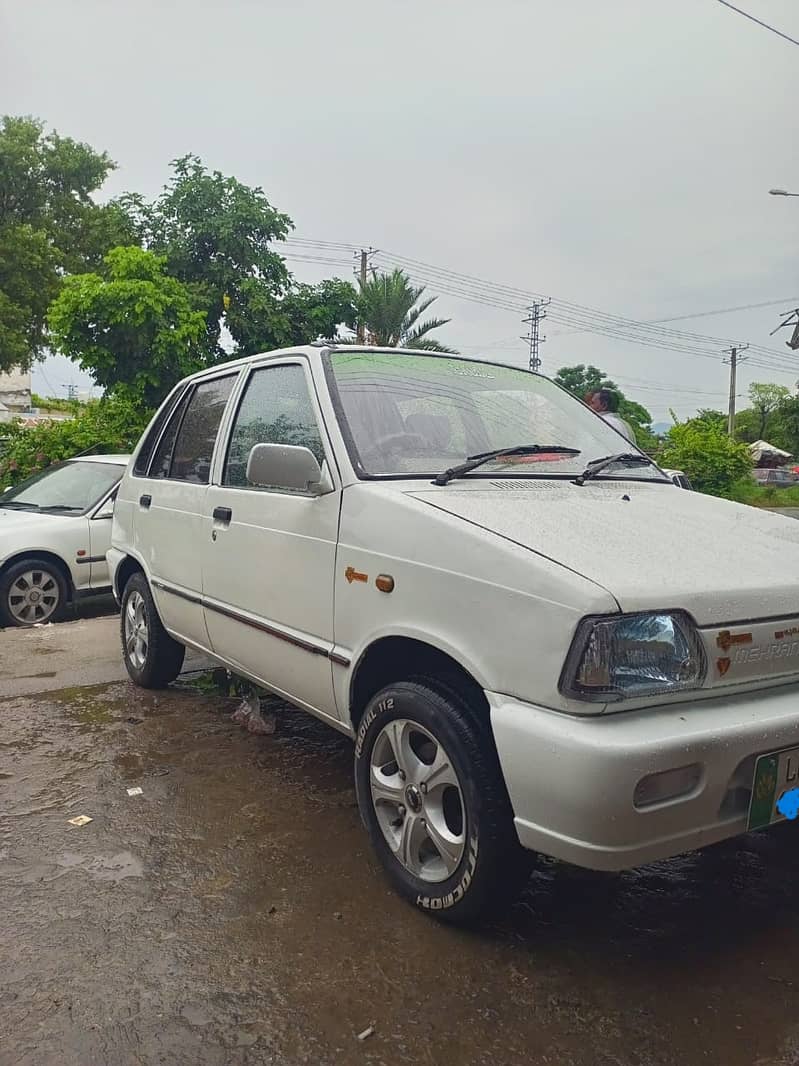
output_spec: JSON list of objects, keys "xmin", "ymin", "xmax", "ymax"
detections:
[{"xmin": 2, "ymin": 0, "xmax": 798, "ymax": 421}]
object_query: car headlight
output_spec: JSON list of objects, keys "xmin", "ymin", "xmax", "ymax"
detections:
[{"xmin": 560, "ymin": 611, "xmax": 706, "ymax": 703}]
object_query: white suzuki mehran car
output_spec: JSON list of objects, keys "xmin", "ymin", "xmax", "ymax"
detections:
[
  {"xmin": 109, "ymin": 347, "xmax": 799, "ymax": 921},
  {"xmin": 0, "ymin": 454, "xmax": 128, "ymax": 626}
]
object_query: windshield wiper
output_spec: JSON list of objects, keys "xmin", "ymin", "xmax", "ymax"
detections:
[
  {"xmin": 434, "ymin": 445, "xmax": 581, "ymax": 487},
  {"xmin": 573, "ymin": 452, "xmax": 659, "ymax": 486},
  {"xmin": 38, "ymin": 504, "xmax": 83, "ymax": 513},
  {"xmin": 0, "ymin": 501, "xmax": 39, "ymax": 510}
]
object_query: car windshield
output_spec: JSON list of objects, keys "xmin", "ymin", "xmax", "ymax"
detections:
[
  {"xmin": 0, "ymin": 460, "xmax": 122, "ymax": 513},
  {"xmin": 327, "ymin": 351, "xmax": 668, "ymax": 481}
]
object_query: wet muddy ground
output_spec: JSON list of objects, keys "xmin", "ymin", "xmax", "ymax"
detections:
[{"xmin": 4, "ymin": 636, "xmax": 799, "ymax": 1064}]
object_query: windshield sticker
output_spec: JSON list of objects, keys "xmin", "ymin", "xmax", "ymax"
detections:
[{"xmin": 499, "ymin": 452, "xmax": 574, "ymax": 464}]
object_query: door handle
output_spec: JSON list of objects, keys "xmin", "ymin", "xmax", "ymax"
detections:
[
  {"xmin": 139, "ymin": 494, "xmax": 152, "ymax": 509},
  {"xmin": 212, "ymin": 506, "xmax": 232, "ymax": 523}
]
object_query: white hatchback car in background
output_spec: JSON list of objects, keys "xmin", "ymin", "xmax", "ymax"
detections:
[
  {"xmin": 0, "ymin": 454, "xmax": 128, "ymax": 626},
  {"xmin": 109, "ymin": 347, "xmax": 799, "ymax": 922}
]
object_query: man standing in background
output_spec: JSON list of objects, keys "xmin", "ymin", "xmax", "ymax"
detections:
[{"xmin": 586, "ymin": 389, "xmax": 636, "ymax": 445}]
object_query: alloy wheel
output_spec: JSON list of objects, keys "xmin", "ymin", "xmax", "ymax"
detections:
[
  {"xmin": 124, "ymin": 590, "xmax": 149, "ymax": 669},
  {"xmin": 369, "ymin": 718, "xmax": 466, "ymax": 883}
]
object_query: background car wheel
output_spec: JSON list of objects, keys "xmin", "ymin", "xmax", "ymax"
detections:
[
  {"xmin": 121, "ymin": 572, "xmax": 185, "ymax": 688},
  {"xmin": 0, "ymin": 558, "xmax": 68, "ymax": 627},
  {"xmin": 354, "ymin": 680, "xmax": 531, "ymax": 923}
]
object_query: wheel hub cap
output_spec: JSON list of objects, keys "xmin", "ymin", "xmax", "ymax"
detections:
[
  {"xmin": 405, "ymin": 784, "xmax": 423, "ymax": 812},
  {"xmin": 8, "ymin": 569, "xmax": 59, "ymax": 624}
]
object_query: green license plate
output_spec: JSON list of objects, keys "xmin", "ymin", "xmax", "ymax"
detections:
[{"xmin": 748, "ymin": 747, "xmax": 799, "ymax": 830}]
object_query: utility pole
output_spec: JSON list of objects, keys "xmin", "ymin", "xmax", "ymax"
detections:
[
  {"xmin": 723, "ymin": 344, "xmax": 748, "ymax": 437},
  {"xmin": 521, "ymin": 299, "xmax": 550, "ymax": 373},
  {"xmin": 355, "ymin": 248, "xmax": 376, "ymax": 343},
  {"xmin": 770, "ymin": 308, "xmax": 799, "ymax": 350}
]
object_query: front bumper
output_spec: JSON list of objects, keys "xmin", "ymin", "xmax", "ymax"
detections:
[{"xmin": 489, "ymin": 683, "xmax": 799, "ymax": 871}]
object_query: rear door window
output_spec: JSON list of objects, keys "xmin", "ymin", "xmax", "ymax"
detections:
[
  {"xmin": 168, "ymin": 375, "xmax": 237, "ymax": 484},
  {"xmin": 133, "ymin": 385, "xmax": 185, "ymax": 477}
]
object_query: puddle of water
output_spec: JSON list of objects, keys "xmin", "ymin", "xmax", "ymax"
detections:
[{"xmin": 56, "ymin": 851, "xmax": 144, "ymax": 882}]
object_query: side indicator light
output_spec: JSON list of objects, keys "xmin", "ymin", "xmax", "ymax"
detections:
[{"xmin": 375, "ymin": 574, "xmax": 395, "ymax": 593}]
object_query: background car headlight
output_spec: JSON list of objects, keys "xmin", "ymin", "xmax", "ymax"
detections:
[{"xmin": 560, "ymin": 611, "xmax": 706, "ymax": 703}]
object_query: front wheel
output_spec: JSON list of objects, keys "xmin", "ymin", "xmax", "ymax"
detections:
[
  {"xmin": 121, "ymin": 572, "xmax": 185, "ymax": 688},
  {"xmin": 0, "ymin": 558, "xmax": 68, "ymax": 627},
  {"xmin": 354, "ymin": 680, "xmax": 531, "ymax": 923}
]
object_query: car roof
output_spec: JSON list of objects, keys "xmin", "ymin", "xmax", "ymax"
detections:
[
  {"xmin": 182, "ymin": 344, "xmax": 544, "ymax": 385},
  {"xmin": 65, "ymin": 454, "xmax": 130, "ymax": 465}
]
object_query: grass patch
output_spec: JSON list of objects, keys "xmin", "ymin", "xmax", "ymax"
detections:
[{"xmin": 726, "ymin": 480, "xmax": 799, "ymax": 508}]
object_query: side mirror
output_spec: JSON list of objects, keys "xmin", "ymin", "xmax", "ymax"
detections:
[{"xmin": 246, "ymin": 443, "xmax": 333, "ymax": 495}]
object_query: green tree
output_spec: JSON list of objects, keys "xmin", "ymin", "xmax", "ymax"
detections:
[
  {"xmin": 553, "ymin": 364, "xmax": 617, "ymax": 397},
  {"xmin": 661, "ymin": 419, "xmax": 752, "ymax": 496},
  {"xmin": 119, "ymin": 155, "xmax": 292, "ymax": 359},
  {"xmin": 0, "ymin": 116, "xmax": 131, "ymax": 370},
  {"xmin": 115, "ymin": 155, "xmax": 356, "ymax": 361},
  {"xmin": 228, "ymin": 277, "xmax": 357, "ymax": 357},
  {"xmin": 770, "ymin": 392, "xmax": 799, "ymax": 456},
  {"xmin": 553, "ymin": 364, "xmax": 655, "ymax": 450},
  {"xmin": 694, "ymin": 408, "xmax": 727, "ymax": 431},
  {"xmin": 48, "ymin": 246, "xmax": 207, "ymax": 408},
  {"xmin": 747, "ymin": 382, "xmax": 791, "ymax": 439},
  {"xmin": 355, "ymin": 269, "xmax": 455, "ymax": 351},
  {"xmin": 0, "ymin": 393, "xmax": 149, "ymax": 487}
]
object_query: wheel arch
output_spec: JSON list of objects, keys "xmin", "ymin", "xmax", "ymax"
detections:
[
  {"xmin": 0, "ymin": 550, "xmax": 74, "ymax": 600},
  {"xmin": 348, "ymin": 635, "xmax": 491, "ymax": 733},
  {"xmin": 114, "ymin": 554, "xmax": 145, "ymax": 601}
]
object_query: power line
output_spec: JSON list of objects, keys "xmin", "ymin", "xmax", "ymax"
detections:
[
  {"xmin": 372, "ymin": 249, "xmax": 795, "ymax": 359},
  {"xmin": 282, "ymin": 240, "xmax": 798, "ymax": 361},
  {"xmin": 648, "ymin": 297, "xmax": 799, "ymax": 324},
  {"xmin": 713, "ymin": 0, "xmax": 799, "ymax": 48},
  {"xmin": 279, "ymin": 237, "xmax": 799, "ymax": 374}
]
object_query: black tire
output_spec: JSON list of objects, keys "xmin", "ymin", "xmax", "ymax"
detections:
[
  {"xmin": 120, "ymin": 571, "xmax": 185, "ymax": 688},
  {"xmin": 0, "ymin": 557, "xmax": 68, "ymax": 627},
  {"xmin": 354, "ymin": 680, "xmax": 532, "ymax": 924}
]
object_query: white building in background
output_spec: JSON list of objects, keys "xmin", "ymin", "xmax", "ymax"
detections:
[{"xmin": 0, "ymin": 367, "xmax": 32, "ymax": 422}]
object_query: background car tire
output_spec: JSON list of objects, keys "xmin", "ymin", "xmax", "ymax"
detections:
[
  {"xmin": 354, "ymin": 679, "xmax": 532, "ymax": 924},
  {"xmin": 0, "ymin": 557, "xmax": 68, "ymax": 627},
  {"xmin": 120, "ymin": 572, "xmax": 185, "ymax": 688}
]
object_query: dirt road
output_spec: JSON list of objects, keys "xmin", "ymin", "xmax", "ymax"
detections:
[{"xmin": 3, "ymin": 618, "xmax": 799, "ymax": 1065}]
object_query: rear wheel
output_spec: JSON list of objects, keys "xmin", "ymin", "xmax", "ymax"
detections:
[
  {"xmin": 0, "ymin": 558, "xmax": 68, "ymax": 627},
  {"xmin": 354, "ymin": 680, "xmax": 531, "ymax": 923},
  {"xmin": 121, "ymin": 572, "xmax": 185, "ymax": 688}
]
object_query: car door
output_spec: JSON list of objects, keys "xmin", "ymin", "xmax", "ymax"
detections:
[
  {"xmin": 133, "ymin": 372, "xmax": 238, "ymax": 650},
  {"xmin": 202, "ymin": 360, "xmax": 340, "ymax": 720}
]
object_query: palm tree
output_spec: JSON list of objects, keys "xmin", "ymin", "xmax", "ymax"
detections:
[{"xmin": 355, "ymin": 269, "xmax": 456, "ymax": 352}]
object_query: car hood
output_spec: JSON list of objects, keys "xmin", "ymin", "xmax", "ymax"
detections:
[
  {"xmin": 406, "ymin": 480, "xmax": 799, "ymax": 626},
  {"xmin": 0, "ymin": 507, "xmax": 73, "ymax": 539}
]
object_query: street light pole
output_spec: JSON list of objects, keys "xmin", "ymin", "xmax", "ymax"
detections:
[{"xmin": 769, "ymin": 188, "xmax": 799, "ymax": 197}]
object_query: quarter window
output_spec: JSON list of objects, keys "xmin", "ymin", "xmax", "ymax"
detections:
[
  {"xmin": 149, "ymin": 388, "xmax": 193, "ymax": 479},
  {"xmin": 223, "ymin": 364, "xmax": 325, "ymax": 489},
  {"xmin": 133, "ymin": 384, "xmax": 185, "ymax": 477},
  {"xmin": 168, "ymin": 375, "xmax": 236, "ymax": 483}
]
